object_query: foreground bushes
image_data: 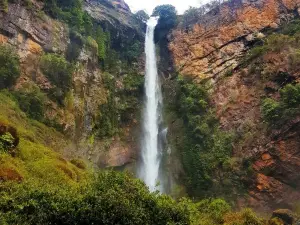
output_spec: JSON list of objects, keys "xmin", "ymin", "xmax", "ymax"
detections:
[
  {"xmin": 0, "ymin": 170, "xmax": 268, "ymax": 225},
  {"xmin": 0, "ymin": 171, "xmax": 191, "ymax": 225}
]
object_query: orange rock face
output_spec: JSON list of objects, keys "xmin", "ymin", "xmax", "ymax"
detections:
[
  {"xmin": 168, "ymin": 0, "xmax": 300, "ymax": 212},
  {"xmin": 169, "ymin": 0, "xmax": 300, "ymax": 81}
]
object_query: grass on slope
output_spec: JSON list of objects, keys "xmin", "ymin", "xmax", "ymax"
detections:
[{"xmin": 0, "ymin": 90, "xmax": 89, "ymax": 186}]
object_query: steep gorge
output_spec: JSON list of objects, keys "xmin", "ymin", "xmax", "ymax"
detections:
[{"xmin": 0, "ymin": 0, "xmax": 300, "ymax": 222}]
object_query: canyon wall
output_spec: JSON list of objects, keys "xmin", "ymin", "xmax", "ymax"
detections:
[
  {"xmin": 0, "ymin": 0, "xmax": 144, "ymax": 169},
  {"xmin": 168, "ymin": 0, "xmax": 300, "ymax": 212}
]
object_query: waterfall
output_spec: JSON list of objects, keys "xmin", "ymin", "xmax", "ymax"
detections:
[{"xmin": 140, "ymin": 17, "xmax": 164, "ymax": 192}]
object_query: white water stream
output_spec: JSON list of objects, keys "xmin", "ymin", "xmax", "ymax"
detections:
[{"xmin": 140, "ymin": 17, "xmax": 163, "ymax": 192}]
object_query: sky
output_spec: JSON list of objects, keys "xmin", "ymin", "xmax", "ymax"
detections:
[{"xmin": 126, "ymin": 0, "xmax": 203, "ymax": 15}]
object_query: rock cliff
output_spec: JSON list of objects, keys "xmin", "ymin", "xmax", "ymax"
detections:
[
  {"xmin": 0, "ymin": 0, "xmax": 144, "ymax": 169},
  {"xmin": 168, "ymin": 0, "xmax": 300, "ymax": 212},
  {"xmin": 170, "ymin": 0, "xmax": 299, "ymax": 82}
]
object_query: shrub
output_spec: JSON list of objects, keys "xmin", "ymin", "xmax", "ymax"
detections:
[
  {"xmin": 223, "ymin": 208, "xmax": 265, "ymax": 225},
  {"xmin": 0, "ymin": 0, "xmax": 8, "ymax": 12},
  {"xmin": 0, "ymin": 171, "xmax": 192, "ymax": 225},
  {"xmin": 0, "ymin": 45, "xmax": 20, "ymax": 89},
  {"xmin": 123, "ymin": 73, "xmax": 144, "ymax": 91},
  {"xmin": 124, "ymin": 40, "xmax": 142, "ymax": 63},
  {"xmin": 280, "ymin": 83, "xmax": 300, "ymax": 108},
  {"xmin": 13, "ymin": 86, "xmax": 46, "ymax": 122},
  {"xmin": 0, "ymin": 132, "xmax": 14, "ymax": 153},
  {"xmin": 40, "ymin": 53, "xmax": 74, "ymax": 104},
  {"xmin": 86, "ymin": 36, "xmax": 98, "ymax": 52},
  {"xmin": 261, "ymin": 98, "xmax": 282, "ymax": 123},
  {"xmin": 261, "ymin": 83, "xmax": 300, "ymax": 125},
  {"xmin": 134, "ymin": 10, "xmax": 149, "ymax": 23},
  {"xmin": 95, "ymin": 26, "xmax": 109, "ymax": 61},
  {"xmin": 181, "ymin": 7, "xmax": 205, "ymax": 30},
  {"xmin": 281, "ymin": 19, "xmax": 300, "ymax": 36}
]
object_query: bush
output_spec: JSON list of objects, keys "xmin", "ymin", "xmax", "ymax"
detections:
[
  {"xmin": 134, "ymin": 10, "xmax": 149, "ymax": 23},
  {"xmin": 0, "ymin": 45, "xmax": 20, "ymax": 89},
  {"xmin": 280, "ymin": 83, "xmax": 300, "ymax": 108},
  {"xmin": 181, "ymin": 7, "xmax": 205, "ymax": 30},
  {"xmin": 223, "ymin": 208, "xmax": 265, "ymax": 225},
  {"xmin": 0, "ymin": 0, "xmax": 8, "ymax": 12},
  {"xmin": 40, "ymin": 54, "xmax": 74, "ymax": 104},
  {"xmin": 86, "ymin": 36, "xmax": 98, "ymax": 51},
  {"xmin": 95, "ymin": 26, "xmax": 110, "ymax": 62},
  {"xmin": 281, "ymin": 19, "xmax": 300, "ymax": 36},
  {"xmin": 13, "ymin": 86, "xmax": 46, "ymax": 122},
  {"xmin": 124, "ymin": 40, "xmax": 142, "ymax": 63},
  {"xmin": 261, "ymin": 98, "xmax": 282, "ymax": 123},
  {"xmin": 0, "ymin": 171, "xmax": 192, "ymax": 225},
  {"xmin": 261, "ymin": 83, "xmax": 300, "ymax": 125},
  {"xmin": 123, "ymin": 73, "xmax": 144, "ymax": 91},
  {"xmin": 0, "ymin": 132, "xmax": 15, "ymax": 153}
]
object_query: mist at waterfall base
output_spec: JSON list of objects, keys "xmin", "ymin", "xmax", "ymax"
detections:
[{"xmin": 139, "ymin": 17, "xmax": 168, "ymax": 192}]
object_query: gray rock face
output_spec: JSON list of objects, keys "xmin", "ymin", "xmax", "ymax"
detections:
[
  {"xmin": 0, "ymin": 3, "xmax": 68, "ymax": 53},
  {"xmin": 84, "ymin": 0, "xmax": 145, "ymax": 40}
]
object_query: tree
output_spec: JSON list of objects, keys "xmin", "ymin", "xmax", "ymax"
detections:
[
  {"xmin": 181, "ymin": 6, "xmax": 206, "ymax": 30},
  {"xmin": 0, "ymin": 44, "xmax": 20, "ymax": 89},
  {"xmin": 152, "ymin": 4, "xmax": 177, "ymax": 31},
  {"xmin": 40, "ymin": 53, "xmax": 74, "ymax": 104},
  {"xmin": 134, "ymin": 10, "xmax": 149, "ymax": 23}
]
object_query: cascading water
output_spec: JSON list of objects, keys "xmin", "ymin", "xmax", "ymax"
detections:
[{"xmin": 140, "ymin": 17, "xmax": 164, "ymax": 192}]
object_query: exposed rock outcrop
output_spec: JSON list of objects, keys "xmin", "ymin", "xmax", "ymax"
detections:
[
  {"xmin": 84, "ymin": 0, "xmax": 145, "ymax": 42},
  {"xmin": 169, "ymin": 0, "xmax": 300, "ymax": 82},
  {"xmin": 0, "ymin": 1, "xmax": 143, "ymax": 169},
  {"xmin": 169, "ymin": 0, "xmax": 300, "ymax": 213}
]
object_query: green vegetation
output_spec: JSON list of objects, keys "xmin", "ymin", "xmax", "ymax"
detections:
[
  {"xmin": 0, "ymin": 168, "xmax": 268, "ymax": 225},
  {"xmin": 134, "ymin": 10, "xmax": 149, "ymax": 23},
  {"xmin": 0, "ymin": 132, "xmax": 15, "ymax": 154},
  {"xmin": 181, "ymin": 7, "xmax": 205, "ymax": 30},
  {"xmin": 94, "ymin": 70, "xmax": 144, "ymax": 138},
  {"xmin": 262, "ymin": 83, "xmax": 300, "ymax": 126},
  {"xmin": 95, "ymin": 26, "xmax": 110, "ymax": 62},
  {"xmin": 13, "ymin": 85, "xmax": 46, "ymax": 122},
  {"xmin": 280, "ymin": 19, "xmax": 300, "ymax": 36},
  {"xmin": 0, "ymin": 90, "xmax": 85, "ymax": 186},
  {"xmin": 40, "ymin": 53, "xmax": 74, "ymax": 105},
  {"xmin": 0, "ymin": 44, "xmax": 20, "ymax": 89},
  {"xmin": 42, "ymin": 0, "xmax": 90, "ymax": 35},
  {"xmin": 0, "ymin": 171, "xmax": 188, "ymax": 224},
  {"xmin": 0, "ymin": 0, "xmax": 8, "ymax": 12},
  {"xmin": 171, "ymin": 76, "xmax": 235, "ymax": 197},
  {"xmin": 244, "ymin": 20, "xmax": 300, "ymax": 66},
  {"xmin": 152, "ymin": 5, "xmax": 177, "ymax": 42}
]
